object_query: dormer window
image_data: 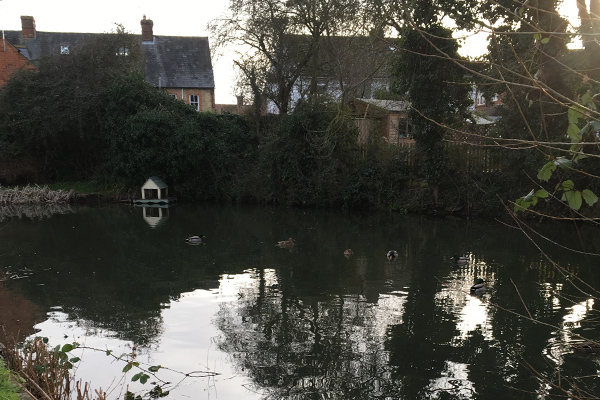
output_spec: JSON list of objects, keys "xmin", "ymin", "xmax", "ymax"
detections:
[
  {"xmin": 60, "ymin": 45, "xmax": 70, "ymax": 55},
  {"xmin": 117, "ymin": 47, "xmax": 129, "ymax": 56}
]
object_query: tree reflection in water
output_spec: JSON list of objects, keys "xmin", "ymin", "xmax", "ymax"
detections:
[
  {"xmin": 215, "ymin": 268, "xmax": 406, "ymax": 399},
  {"xmin": 1, "ymin": 205, "xmax": 599, "ymax": 399}
]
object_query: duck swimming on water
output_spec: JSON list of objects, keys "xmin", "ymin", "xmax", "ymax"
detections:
[
  {"xmin": 186, "ymin": 234, "xmax": 206, "ymax": 244},
  {"xmin": 470, "ymin": 278, "xmax": 485, "ymax": 294},
  {"xmin": 277, "ymin": 238, "xmax": 295, "ymax": 248},
  {"xmin": 451, "ymin": 255, "xmax": 469, "ymax": 264}
]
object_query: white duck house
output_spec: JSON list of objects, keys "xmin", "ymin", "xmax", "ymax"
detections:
[{"xmin": 135, "ymin": 177, "xmax": 175, "ymax": 204}]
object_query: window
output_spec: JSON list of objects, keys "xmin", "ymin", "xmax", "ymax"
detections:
[
  {"xmin": 189, "ymin": 94, "xmax": 199, "ymax": 111},
  {"xmin": 60, "ymin": 45, "xmax": 70, "ymax": 55},
  {"xmin": 476, "ymin": 92, "xmax": 486, "ymax": 106},
  {"xmin": 169, "ymin": 94, "xmax": 177, "ymax": 100},
  {"xmin": 117, "ymin": 47, "xmax": 129, "ymax": 56}
]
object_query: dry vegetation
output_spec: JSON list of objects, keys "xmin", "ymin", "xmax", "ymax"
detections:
[
  {"xmin": 2, "ymin": 338, "xmax": 106, "ymax": 400},
  {"xmin": 0, "ymin": 186, "xmax": 76, "ymax": 205}
]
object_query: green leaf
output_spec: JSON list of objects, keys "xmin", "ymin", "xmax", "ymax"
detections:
[
  {"xmin": 61, "ymin": 344, "xmax": 74, "ymax": 353},
  {"xmin": 538, "ymin": 161, "xmax": 556, "ymax": 181},
  {"xmin": 148, "ymin": 365, "xmax": 161, "ymax": 373},
  {"xmin": 42, "ymin": 337, "xmax": 49, "ymax": 344},
  {"xmin": 132, "ymin": 372, "xmax": 142, "ymax": 382},
  {"xmin": 541, "ymin": 37, "xmax": 550, "ymax": 44},
  {"xmin": 123, "ymin": 363, "xmax": 133, "ymax": 373},
  {"xmin": 535, "ymin": 189, "xmax": 549, "ymax": 198},
  {"xmin": 554, "ymin": 157, "xmax": 573, "ymax": 169},
  {"xmin": 69, "ymin": 357, "xmax": 80, "ymax": 363},
  {"xmin": 514, "ymin": 197, "xmax": 531, "ymax": 213},
  {"xmin": 564, "ymin": 190, "xmax": 582, "ymax": 210},
  {"xmin": 561, "ymin": 180, "xmax": 575, "ymax": 191},
  {"xmin": 568, "ymin": 106, "xmax": 583, "ymax": 124},
  {"xmin": 582, "ymin": 92, "xmax": 592, "ymax": 106},
  {"xmin": 534, "ymin": 33, "xmax": 542, "ymax": 41},
  {"xmin": 140, "ymin": 374, "xmax": 149, "ymax": 384},
  {"xmin": 106, "ymin": 350, "xmax": 112, "ymax": 356},
  {"xmin": 582, "ymin": 189, "xmax": 599, "ymax": 206},
  {"xmin": 567, "ymin": 123, "xmax": 583, "ymax": 142},
  {"xmin": 523, "ymin": 189, "xmax": 535, "ymax": 202}
]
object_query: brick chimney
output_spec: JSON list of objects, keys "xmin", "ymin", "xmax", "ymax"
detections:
[
  {"xmin": 141, "ymin": 15, "xmax": 153, "ymax": 42},
  {"xmin": 21, "ymin": 16, "xmax": 36, "ymax": 39}
]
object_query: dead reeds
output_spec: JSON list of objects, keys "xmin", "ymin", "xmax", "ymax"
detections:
[
  {"xmin": 0, "ymin": 185, "xmax": 76, "ymax": 205},
  {"xmin": 1, "ymin": 338, "xmax": 104, "ymax": 400}
]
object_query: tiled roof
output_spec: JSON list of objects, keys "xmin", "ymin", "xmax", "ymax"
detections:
[
  {"xmin": 143, "ymin": 36, "xmax": 214, "ymax": 89},
  {"xmin": 2, "ymin": 31, "xmax": 214, "ymax": 89},
  {"xmin": 354, "ymin": 98, "xmax": 410, "ymax": 112}
]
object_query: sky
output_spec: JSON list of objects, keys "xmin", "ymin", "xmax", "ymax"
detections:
[{"xmin": 0, "ymin": 0, "xmax": 582, "ymax": 105}]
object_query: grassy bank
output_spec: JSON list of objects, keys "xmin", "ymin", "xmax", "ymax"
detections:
[{"xmin": 0, "ymin": 361, "xmax": 21, "ymax": 400}]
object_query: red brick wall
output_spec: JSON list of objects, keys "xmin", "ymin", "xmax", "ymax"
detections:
[{"xmin": 0, "ymin": 40, "xmax": 34, "ymax": 87}]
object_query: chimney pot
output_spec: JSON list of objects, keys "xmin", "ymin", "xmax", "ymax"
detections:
[{"xmin": 21, "ymin": 16, "xmax": 36, "ymax": 39}]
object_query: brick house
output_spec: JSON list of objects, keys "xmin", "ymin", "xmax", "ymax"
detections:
[
  {"xmin": 0, "ymin": 34, "xmax": 35, "ymax": 86},
  {"xmin": 1, "ymin": 15, "xmax": 215, "ymax": 111}
]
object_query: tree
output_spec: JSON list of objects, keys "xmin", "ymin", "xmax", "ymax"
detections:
[
  {"xmin": 209, "ymin": 0, "xmax": 364, "ymax": 115},
  {"xmin": 384, "ymin": 0, "xmax": 473, "ymax": 201},
  {"xmin": 0, "ymin": 27, "xmax": 144, "ymax": 182}
]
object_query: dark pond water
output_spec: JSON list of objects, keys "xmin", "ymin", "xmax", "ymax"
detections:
[{"xmin": 1, "ymin": 203, "xmax": 599, "ymax": 399}]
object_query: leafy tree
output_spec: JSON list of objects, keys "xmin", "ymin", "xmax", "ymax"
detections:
[
  {"xmin": 255, "ymin": 96, "xmax": 360, "ymax": 205},
  {"xmin": 103, "ymin": 73, "xmax": 258, "ymax": 200},
  {"xmin": 390, "ymin": 23, "xmax": 472, "ymax": 201},
  {"xmin": 0, "ymin": 27, "xmax": 144, "ymax": 182}
]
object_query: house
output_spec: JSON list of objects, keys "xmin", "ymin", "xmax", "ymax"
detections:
[
  {"xmin": 1, "ymin": 15, "xmax": 215, "ymax": 111},
  {"xmin": 350, "ymin": 98, "xmax": 413, "ymax": 145},
  {"xmin": 266, "ymin": 34, "xmax": 394, "ymax": 114},
  {"xmin": 0, "ymin": 35, "xmax": 35, "ymax": 86}
]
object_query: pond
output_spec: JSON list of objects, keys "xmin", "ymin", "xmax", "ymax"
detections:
[{"xmin": 0, "ymin": 203, "xmax": 599, "ymax": 399}]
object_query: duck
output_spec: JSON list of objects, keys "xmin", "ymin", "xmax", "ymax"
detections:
[
  {"xmin": 387, "ymin": 250, "xmax": 398, "ymax": 261},
  {"xmin": 343, "ymin": 249, "xmax": 353, "ymax": 257},
  {"xmin": 277, "ymin": 238, "xmax": 295, "ymax": 248},
  {"xmin": 451, "ymin": 255, "xmax": 469, "ymax": 264},
  {"xmin": 470, "ymin": 278, "xmax": 485, "ymax": 294},
  {"xmin": 185, "ymin": 234, "xmax": 206, "ymax": 244}
]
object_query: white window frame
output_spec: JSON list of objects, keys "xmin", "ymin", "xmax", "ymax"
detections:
[
  {"xmin": 476, "ymin": 92, "xmax": 486, "ymax": 106},
  {"xmin": 189, "ymin": 94, "xmax": 200, "ymax": 111}
]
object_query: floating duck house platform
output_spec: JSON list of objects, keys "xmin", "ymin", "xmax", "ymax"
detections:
[{"xmin": 133, "ymin": 176, "xmax": 177, "ymax": 205}]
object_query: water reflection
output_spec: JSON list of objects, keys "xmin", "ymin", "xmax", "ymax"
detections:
[
  {"xmin": 0, "ymin": 205, "xmax": 599, "ymax": 399},
  {"xmin": 0, "ymin": 203, "xmax": 76, "ymax": 222},
  {"xmin": 138, "ymin": 205, "xmax": 170, "ymax": 229}
]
